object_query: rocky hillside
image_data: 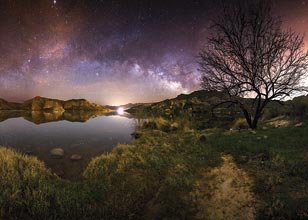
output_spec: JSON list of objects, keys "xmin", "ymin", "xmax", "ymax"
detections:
[
  {"xmin": 22, "ymin": 97, "xmax": 65, "ymax": 112},
  {"xmin": 127, "ymin": 90, "xmax": 232, "ymax": 118},
  {"xmin": 0, "ymin": 98, "xmax": 23, "ymax": 110},
  {"xmin": 126, "ymin": 90, "xmax": 236, "ymax": 129},
  {"xmin": 0, "ymin": 96, "xmax": 112, "ymax": 112},
  {"xmin": 127, "ymin": 90, "xmax": 308, "ymax": 129}
]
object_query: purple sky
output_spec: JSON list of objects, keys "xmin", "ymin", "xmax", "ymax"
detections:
[{"xmin": 0, "ymin": 0, "xmax": 308, "ymax": 105}]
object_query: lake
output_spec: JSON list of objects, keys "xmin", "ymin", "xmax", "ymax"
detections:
[{"xmin": 0, "ymin": 112, "xmax": 137, "ymax": 180}]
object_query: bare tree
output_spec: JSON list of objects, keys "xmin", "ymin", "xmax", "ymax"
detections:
[{"xmin": 199, "ymin": 0, "xmax": 308, "ymax": 129}]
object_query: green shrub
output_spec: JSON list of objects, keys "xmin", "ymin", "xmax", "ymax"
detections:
[
  {"xmin": 0, "ymin": 147, "xmax": 106, "ymax": 220},
  {"xmin": 84, "ymin": 144, "xmax": 167, "ymax": 219},
  {"xmin": 231, "ymin": 118, "xmax": 249, "ymax": 130},
  {"xmin": 286, "ymin": 96, "xmax": 308, "ymax": 117},
  {"xmin": 263, "ymin": 107, "xmax": 281, "ymax": 120},
  {"xmin": 142, "ymin": 121, "xmax": 157, "ymax": 129},
  {"xmin": 0, "ymin": 147, "xmax": 57, "ymax": 219}
]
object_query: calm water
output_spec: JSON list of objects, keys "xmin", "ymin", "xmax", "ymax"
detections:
[{"xmin": 0, "ymin": 113, "xmax": 137, "ymax": 180}]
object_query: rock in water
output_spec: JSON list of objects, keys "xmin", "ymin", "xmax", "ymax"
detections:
[
  {"xmin": 70, "ymin": 154, "xmax": 82, "ymax": 161},
  {"xmin": 50, "ymin": 148, "xmax": 64, "ymax": 158}
]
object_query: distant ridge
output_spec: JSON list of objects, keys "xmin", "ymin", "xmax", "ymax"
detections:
[
  {"xmin": 105, "ymin": 103, "xmax": 148, "ymax": 110},
  {"xmin": 126, "ymin": 90, "xmax": 229, "ymax": 116},
  {"xmin": 0, "ymin": 96, "xmax": 113, "ymax": 112}
]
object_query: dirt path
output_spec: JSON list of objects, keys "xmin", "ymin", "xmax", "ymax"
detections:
[{"xmin": 192, "ymin": 155, "xmax": 259, "ymax": 220}]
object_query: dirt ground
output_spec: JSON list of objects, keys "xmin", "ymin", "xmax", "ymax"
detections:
[{"xmin": 192, "ymin": 155, "xmax": 259, "ymax": 220}]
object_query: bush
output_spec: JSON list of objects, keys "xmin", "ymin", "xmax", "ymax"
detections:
[
  {"xmin": 231, "ymin": 118, "xmax": 249, "ymax": 130},
  {"xmin": 84, "ymin": 144, "xmax": 167, "ymax": 219},
  {"xmin": 142, "ymin": 121, "xmax": 157, "ymax": 129},
  {"xmin": 0, "ymin": 147, "xmax": 106, "ymax": 220},
  {"xmin": 263, "ymin": 107, "xmax": 281, "ymax": 120},
  {"xmin": 0, "ymin": 147, "xmax": 57, "ymax": 219},
  {"xmin": 286, "ymin": 96, "xmax": 308, "ymax": 117}
]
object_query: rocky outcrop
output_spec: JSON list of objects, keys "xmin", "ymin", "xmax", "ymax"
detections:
[
  {"xmin": 63, "ymin": 99, "xmax": 107, "ymax": 111},
  {"xmin": 50, "ymin": 148, "xmax": 64, "ymax": 158},
  {"xmin": 23, "ymin": 97, "xmax": 65, "ymax": 112}
]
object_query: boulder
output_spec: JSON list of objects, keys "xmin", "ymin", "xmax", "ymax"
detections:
[
  {"xmin": 70, "ymin": 154, "xmax": 82, "ymax": 161},
  {"xmin": 50, "ymin": 148, "xmax": 64, "ymax": 158},
  {"xmin": 295, "ymin": 122, "xmax": 303, "ymax": 127}
]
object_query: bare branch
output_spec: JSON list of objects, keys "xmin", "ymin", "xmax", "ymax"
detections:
[{"xmin": 199, "ymin": 0, "xmax": 308, "ymax": 129}]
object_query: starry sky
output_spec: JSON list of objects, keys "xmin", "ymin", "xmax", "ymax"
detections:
[{"xmin": 0, "ymin": 0, "xmax": 308, "ymax": 105}]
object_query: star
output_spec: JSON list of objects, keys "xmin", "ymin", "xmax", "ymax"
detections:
[{"xmin": 1, "ymin": 0, "xmax": 305, "ymax": 106}]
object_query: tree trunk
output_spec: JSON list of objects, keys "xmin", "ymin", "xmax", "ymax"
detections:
[
  {"xmin": 252, "ymin": 102, "xmax": 267, "ymax": 129},
  {"xmin": 251, "ymin": 119, "xmax": 258, "ymax": 129},
  {"xmin": 251, "ymin": 113, "xmax": 260, "ymax": 129},
  {"xmin": 242, "ymin": 108, "xmax": 253, "ymax": 128}
]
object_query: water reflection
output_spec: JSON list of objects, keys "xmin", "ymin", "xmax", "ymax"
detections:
[
  {"xmin": 0, "ymin": 110, "xmax": 110, "ymax": 124},
  {"xmin": 0, "ymin": 111, "xmax": 136, "ymax": 180}
]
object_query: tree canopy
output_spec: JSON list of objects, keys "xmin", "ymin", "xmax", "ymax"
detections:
[{"xmin": 199, "ymin": 0, "xmax": 308, "ymax": 129}]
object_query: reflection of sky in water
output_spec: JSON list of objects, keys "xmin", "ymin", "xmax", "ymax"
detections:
[
  {"xmin": 0, "ymin": 115, "xmax": 137, "ymax": 180},
  {"xmin": 0, "ymin": 115, "xmax": 136, "ymax": 152}
]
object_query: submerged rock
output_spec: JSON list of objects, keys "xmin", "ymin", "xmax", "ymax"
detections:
[
  {"xmin": 50, "ymin": 148, "xmax": 64, "ymax": 158},
  {"xmin": 70, "ymin": 154, "xmax": 82, "ymax": 161}
]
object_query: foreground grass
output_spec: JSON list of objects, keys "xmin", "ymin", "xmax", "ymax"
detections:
[
  {"xmin": 0, "ymin": 127, "xmax": 219, "ymax": 220},
  {"xmin": 0, "ymin": 148, "xmax": 107, "ymax": 220},
  {"xmin": 208, "ymin": 125, "xmax": 308, "ymax": 219},
  {"xmin": 1, "ymin": 118, "xmax": 308, "ymax": 219}
]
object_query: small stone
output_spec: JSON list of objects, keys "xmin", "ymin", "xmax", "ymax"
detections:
[
  {"xmin": 263, "ymin": 135, "xmax": 268, "ymax": 139},
  {"xmin": 50, "ymin": 148, "xmax": 64, "ymax": 158},
  {"xmin": 70, "ymin": 154, "xmax": 82, "ymax": 161}
]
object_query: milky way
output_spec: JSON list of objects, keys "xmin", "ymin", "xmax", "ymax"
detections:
[{"xmin": 0, "ymin": 0, "xmax": 307, "ymax": 105}]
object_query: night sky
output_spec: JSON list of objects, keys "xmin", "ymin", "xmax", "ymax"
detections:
[{"xmin": 1, "ymin": 0, "xmax": 308, "ymax": 105}]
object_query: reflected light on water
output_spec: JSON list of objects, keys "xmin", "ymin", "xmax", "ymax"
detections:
[{"xmin": 117, "ymin": 107, "xmax": 124, "ymax": 115}]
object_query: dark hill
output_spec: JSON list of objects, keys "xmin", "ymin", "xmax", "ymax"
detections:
[
  {"xmin": 127, "ymin": 90, "xmax": 308, "ymax": 129},
  {"xmin": 126, "ymin": 90, "xmax": 229, "ymax": 117}
]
